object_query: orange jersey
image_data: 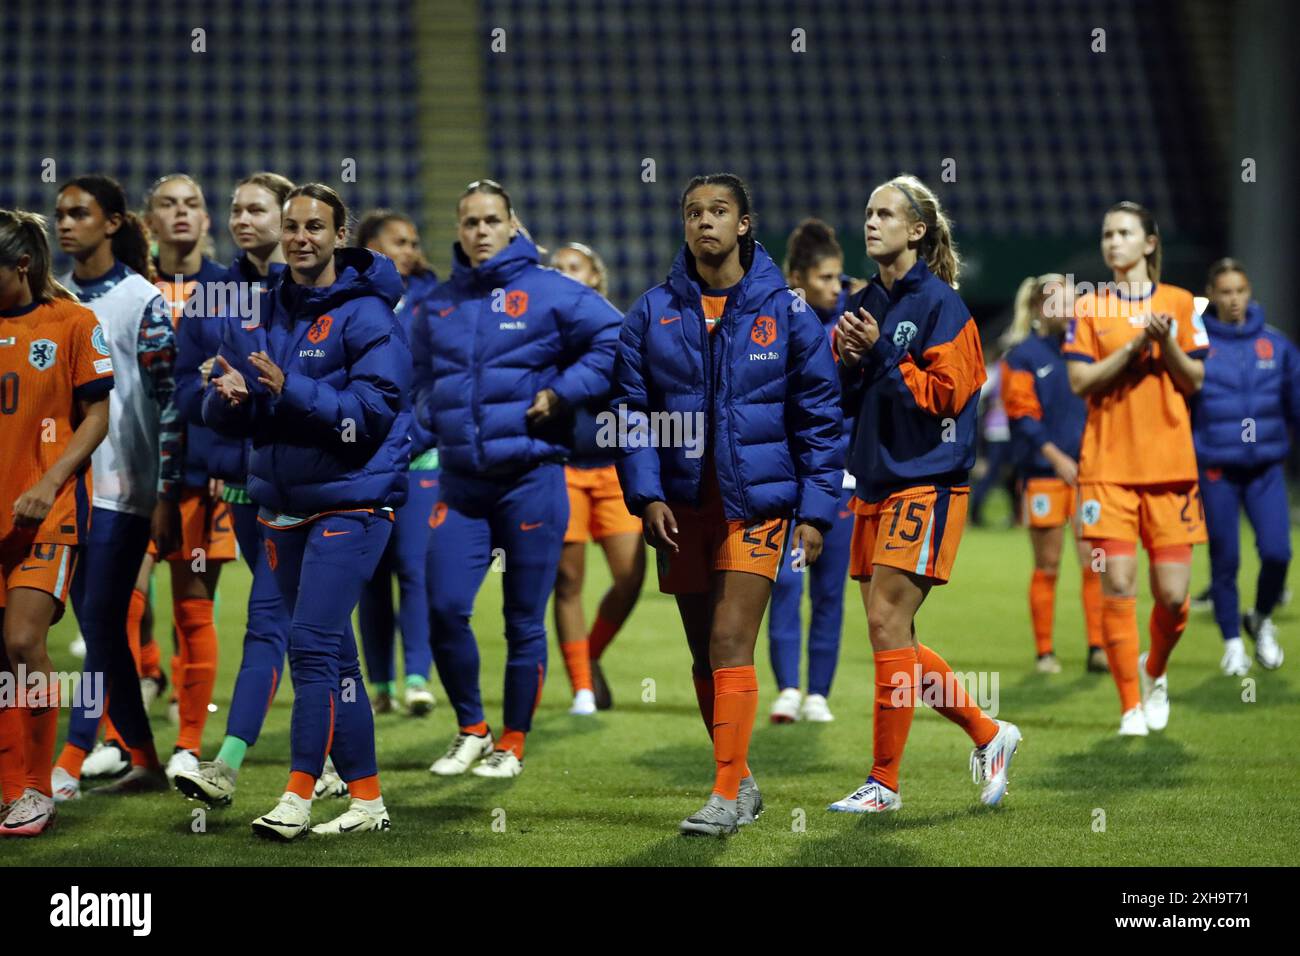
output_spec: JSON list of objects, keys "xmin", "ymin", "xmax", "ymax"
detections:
[
  {"xmin": 0, "ymin": 297, "xmax": 114, "ymax": 550},
  {"xmin": 1064, "ymin": 283, "xmax": 1207, "ymax": 485}
]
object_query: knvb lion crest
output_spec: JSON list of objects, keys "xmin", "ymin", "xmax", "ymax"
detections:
[
  {"xmin": 893, "ymin": 321, "xmax": 918, "ymax": 349},
  {"xmin": 307, "ymin": 314, "xmax": 333, "ymax": 344},
  {"xmin": 28, "ymin": 338, "xmax": 57, "ymax": 371}
]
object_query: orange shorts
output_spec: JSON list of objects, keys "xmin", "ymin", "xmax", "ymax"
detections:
[
  {"xmin": 848, "ymin": 485, "xmax": 968, "ymax": 584},
  {"xmin": 0, "ymin": 542, "xmax": 76, "ymax": 621},
  {"xmin": 148, "ymin": 487, "xmax": 237, "ymax": 563},
  {"xmin": 1022, "ymin": 477, "xmax": 1075, "ymax": 529},
  {"xmin": 655, "ymin": 493, "xmax": 788, "ymax": 595},
  {"xmin": 564, "ymin": 465, "xmax": 642, "ymax": 543},
  {"xmin": 1077, "ymin": 481, "xmax": 1206, "ymax": 550}
]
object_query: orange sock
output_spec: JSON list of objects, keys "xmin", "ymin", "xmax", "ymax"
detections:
[
  {"xmin": 169, "ymin": 652, "xmax": 181, "ymax": 702},
  {"xmin": 286, "ymin": 770, "xmax": 315, "ymax": 800},
  {"xmin": 55, "ymin": 742, "xmax": 89, "ymax": 780},
  {"xmin": 0, "ymin": 706, "xmax": 26, "ymax": 802},
  {"xmin": 174, "ymin": 598, "xmax": 218, "ymax": 753},
  {"xmin": 710, "ymin": 666, "xmax": 757, "ymax": 800},
  {"xmin": 870, "ymin": 647, "xmax": 918, "ymax": 793},
  {"xmin": 24, "ymin": 683, "xmax": 60, "ymax": 796},
  {"xmin": 461, "ymin": 720, "xmax": 489, "ymax": 736},
  {"xmin": 497, "ymin": 728, "xmax": 526, "ymax": 759},
  {"xmin": 559, "ymin": 638, "xmax": 593, "ymax": 694},
  {"xmin": 587, "ymin": 614, "xmax": 618, "ymax": 661},
  {"xmin": 1147, "ymin": 598, "xmax": 1189, "ymax": 678},
  {"xmin": 1081, "ymin": 567, "xmax": 1105, "ymax": 649},
  {"xmin": 915, "ymin": 644, "xmax": 999, "ymax": 746},
  {"xmin": 1029, "ymin": 569, "xmax": 1057, "ymax": 656},
  {"xmin": 129, "ymin": 741, "xmax": 161, "ymax": 770},
  {"xmin": 1102, "ymin": 595, "xmax": 1141, "ymax": 712},
  {"xmin": 347, "ymin": 773, "xmax": 381, "ymax": 800},
  {"xmin": 692, "ymin": 671, "xmax": 714, "ymax": 735}
]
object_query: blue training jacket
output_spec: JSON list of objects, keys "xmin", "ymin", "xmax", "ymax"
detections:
[
  {"xmin": 175, "ymin": 254, "xmax": 285, "ymax": 483},
  {"xmin": 1191, "ymin": 301, "xmax": 1300, "ymax": 469},
  {"xmin": 840, "ymin": 259, "xmax": 987, "ymax": 503},
  {"xmin": 1000, "ymin": 331, "xmax": 1086, "ymax": 479},
  {"xmin": 411, "ymin": 233, "xmax": 622, "ymax": 477},
  {"xmin": 815, "ymin": 283, "xmax": 858, "ymax": 478},
  {"xmin": 610, "ymin": 242, "xmax": 844, "ymax": 530},
  {"xmin": 202, "ymin": 248, "xmax": 413, "ymax": 514}
]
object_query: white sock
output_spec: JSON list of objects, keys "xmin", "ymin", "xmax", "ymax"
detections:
[{"xmin": 352, "ymin": 795, "xmax": 385, "ymax": 813}]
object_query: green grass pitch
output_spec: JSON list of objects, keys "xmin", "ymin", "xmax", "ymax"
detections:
[{"xmin": 9, "ymin": 508, "xmax": 1300, "ymax": 866}]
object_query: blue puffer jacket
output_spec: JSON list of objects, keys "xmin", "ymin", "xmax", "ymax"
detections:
[
  {"xmin": 610, "ymin": 242, "xmax": 844, "ymax": 530},
  {"xmin": 411, "ymin": 234, "xmax": 622, "ymax": 477},
  {"xmin": 175, "ymin": 254, "xmax": 285, "ymax": 483},
  {"xmin": 1001, "ymin": 331, "xmax": 1086, "ymax": 478},
  {"xmin": 396, "ymin": 268, "xmax": 439, "ymax": 457},
  {"xmin": 202, "ymin": 248, "xmax": 413, "ymax": 514},
  {"xmin": 815, "ymin": 284, "xmax": 857, "ymax": 477},
  {"xmin": 1192, "ymin": 301, "xmax": 1300, "ymax": 468}
]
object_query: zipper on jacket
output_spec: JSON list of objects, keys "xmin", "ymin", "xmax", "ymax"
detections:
[
  {"xmin": 696, "ymin": 291, "xmax": 714, "ymax": 508},
  {"xmin": 721, "ymin": 300, "xmax": 748, "ymax": 519},
  {"xmin": 470, "ymin": 295, "xmax": 484, "ymax": 471}
]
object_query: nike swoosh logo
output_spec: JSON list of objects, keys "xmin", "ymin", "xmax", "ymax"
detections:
[
  {"xmin": 322, "ymin": 529, "xmax": 350, "ymax": 537},
  {"xmin": 838, "ymin": 511, "xmax": 852, "ymax": 519},
  {"xmin": 1036, "ymin": 366, "xmax": 1052, "ymax": 377},
  {"xmin": 418, "ymin": 479, "xmax": 437, "ymax": 488},
  {"xmin": 18, "ymin": 565, "xmax": 41, "ymax": 571},
  {"xmin": 3, "ymin": 812, "xmax": 48, "ymax": 829},
  {"xmin": 438, "ymin": 307, "xmax": 454, "ymax": 317},
  {"xmin": 659, "ymin": 316, "xmax": 681, "ymax": 325},
  {"xmin": 520, "ymin": 521, "xmax": 542, "ymax": 531},
  {"xmin": 883, "ymin": 543, "xmax": 908, "ymax": 551},
  {"xmin": 339, "ymin": 821, "xmax": 368, "ymax": 833}
]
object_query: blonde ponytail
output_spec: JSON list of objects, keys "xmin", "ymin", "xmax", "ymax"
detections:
[
  {"xmin": 881, "ymin": 174, "xmax": 961, "ymax": 289},
  {"xmin": 0, "ymin": 209, "xmax": 74, "ymax": 303}
]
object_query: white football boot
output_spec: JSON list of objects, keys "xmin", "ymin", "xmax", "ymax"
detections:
[
  {"xmin": 1118, "ymin": 706, "xmax": 1149, "ymax": 736},
  {"xmin": 569, "ymin": 688, "xmax": 597, "ymax": 716},
  {"xmin": 313, "ymin": 757, "xmax": 348, "ymax": 799},
  {"xmin": 471, "ymin": 749, "xmax": 523, "ymax": 778},
  {"xmin": 404, "ymin": 682, "xmax": 436, "ymax": 716},
  {"xmin": 1254, "ymin": 618, "xmax": 1284, "ymax": 670},
  {"xmin": 81, "ymin": 740, "xmax": 130, "ymax": 778},
  {"xmin": 800, "ymin": 693, "xmax": 835, "ymax": 722},
  {"xmin": 429, "ymin": 729, "xmax": 494, "ymax": 776},
  {"xmin": 250, "ymin": 792, "xmax": 312, "ymax": 841},
  {"xmin": 0, "ymin": 789, "xmax": 56, "ymax": 837},
  {"xmin": 1220, "ymin": 637, "xmax": 1251, "ymax": 677},
  {"xmin": 769, "ymin": 687, "xmax": 801, "ymax": 724},
  {"xmin": 828, "ymin": 777, "xmax": 901, "ymax": 813},
  {"xmin": 970, "ymin": 720, "xmax": 1022, "ymax": 806},
  {"xmin": 310, "ymin": 798, "xmax": 391, "ymax": 835},
  {"xmin": 173, "ymin": 759, "xmax": 238, "ymax": 807},
  {"xmin": 165, "ymin": 748, "xmax": 200, "ymax": 783},
  {"xmin": 51, "ymin": 766, "xmax": 80, "ymax": 803},
  {"xmin": 1138, "ymin": 652, "xmax": 1169, "ymax": 731}
]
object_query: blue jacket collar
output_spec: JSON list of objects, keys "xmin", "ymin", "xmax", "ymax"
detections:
[
  {"xmin": 273, "ymin": 247, "xmax": 403, "ymax": 320},
  {"xmin": 870, "ymin": 258, "xmax": 931, "ymax": 302},
  {"xmin": 450, "ymin": 232, "xmax": 539, "ymax": 290},
  {"xmin": 1202, "ymin": 300, "xmax": 1265, "ymax": 339},
  {"xmin": 230, "ymin": 254, "xmax": 286, "ymax": 284},
  {"xmin": 667, "ymin": 241, "xmax": 787, "ymax": 315}
]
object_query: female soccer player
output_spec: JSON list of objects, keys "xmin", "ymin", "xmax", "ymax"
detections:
[
  {"xmin": 1001, "ymin": 274, "xmax": 1107, "ymax": 674},
  {"xmin": 550, "ymin": 241, "xmax": 645, "ymax": 714},
  {"xmin": 48, "ymin": 175, "xmax": 182, "ymax": 802},
  {"xmin": 146, "ymin": 173, "xmax": 235, "ymax": 780},
  {"xmin": 0, "ymin": 210, "xmax": 113, "ymax": 836},
  {"xmin": 1191, "ymin": 258, "xmax": 1294, "ymax": 674},
  {"xmin": 828, "ymin": 174, "xmax": 1021, "ymax": 814},
  {"xmin": 354, "ymin": 209, "xmax": 439, "ymax": 716},
  {"xmin": 172, "ymin": 172, "xmax": 301, "ymax": 808},
  {"xmin": 611, "ymin": 174, "xmax": 844, "ymax": 835},
  {"xmin": 1065, "ymin": 201, "xmax": 1208, "ymax": 735},
  {"xmin": 412, "ymin": 180, "xmax": 621, "ymax": 778},
  {"xmin": 205, "ymin": 183, "xmax": 410, "ymax": 839},
  {"xmin": 767, "ymin": 219, "xmax": 860, "ymax": 724}
]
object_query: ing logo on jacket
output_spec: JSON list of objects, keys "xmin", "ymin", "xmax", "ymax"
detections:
[
  {"xmin": 750, "ymin": 315, "xmax": 777, "ymax": 348},
  {"xmin": 307, "ymin": 314, "xmax": 333, "ymax": 344}
]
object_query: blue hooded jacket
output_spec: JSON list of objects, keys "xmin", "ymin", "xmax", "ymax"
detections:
[
  {"xmin": 395, "ymin": 268, "xmax": 439, "ymax": 458},
  {"xmin": 840, "ymin": 259, "xmax": 987, "ymax": 503},
  {"xmin": 610, "ymin": 242, "xmax": 844, "ymax": 530},
  {"xmin": 175, "ymin": 254, "xmax": 285, "ymax": 483},
  {"xmin": 202, "ymin": 248, "xmax": 413, "ymax": 514},
  {"xmin": 1191, "ymin": 301, "xmax": 1300, "ymax": 468},
  {"xmin": 410, "ymin": 233, "xmax": 622, "ymax": 477}
]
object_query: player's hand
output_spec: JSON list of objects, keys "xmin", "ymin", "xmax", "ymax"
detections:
[
  {"xmin": 836, "ymin": 308, "xmax": 879, "ymax": 367},
  {"xmin": 248, "ymin": 351, "xmax": 284, "ymax": 395},
  {"xmin": 1048, "ymin": 450, "xmax": 1079, "ymax": 486},
  {"xmin": 208, "ymin": 477, "xmax": 225, "ymax": 500},
  {"xmin": 643, "ymin": 501, "xmax": 679, "ymax": 553},
  {"xmin": 199, "ymin": 356, "xmax": 217, "ymax": 379},
  {"xmin": 525, "ymin": 388, "xmax": 561, "ymax": 425},
  {"xmin": 13, "ymin": 475, "xmax": 60, "ymax": 526},
  {"xmin": 791, "ymin": 522, "xmax": 824, "ymax": 566},
  {"xmin": 150, "ymin": 498, "xmax": 181, "ymax": 556},
  {"xmin": 1144, "ymin": 312, "xmax": 1172, "ymax": 344},
  {"xmin": 212, "ymin": 355, "xmax": 250, "ymax": 405}
]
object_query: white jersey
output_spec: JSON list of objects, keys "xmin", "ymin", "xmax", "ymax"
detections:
[{"xmin": 61, "ymin": 266, "xmax": 170, "ymax": 517}]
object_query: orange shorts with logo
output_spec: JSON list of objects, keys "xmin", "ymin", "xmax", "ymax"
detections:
[
  {"xmin": 655, "ymin": 473, "xmax": 788, "ymax": 594},
  {"xmin": 0, "ymin": 542, "xmax": 76, "ymax": 621},
  {"xmin": 848, "ymin": 485, "xmax": 969, "ymax": 584},
  {"xmin": 1076, "ymin": 481, "xmax": 1206, "ymax": 550},
  {"xmin": 564, "ymin": 465, "xmax": 642, "ymax": 543},
  {"xmin": 1021, "ymin": 477, "xmax": 1075, "ymax": 529},
  {"xmin": 148, "ymin": 487, "xmax": 237, "ymax": 563}
]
